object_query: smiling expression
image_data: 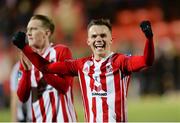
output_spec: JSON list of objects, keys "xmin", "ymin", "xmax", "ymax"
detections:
[{"xmin": 87, "ymin": 25, "xmax": 112, "ymax": 60}]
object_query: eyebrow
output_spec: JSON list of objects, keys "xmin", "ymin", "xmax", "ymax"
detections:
[{"xmin": 91, "ymin": 33, "xmax": 107, "ymax": 37}]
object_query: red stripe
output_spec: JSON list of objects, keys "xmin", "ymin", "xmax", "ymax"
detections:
[
  {"xmin": 65, "ymin": 94, "xmax": 73, "ymax": 121},
  {"xmin": 60, "ymin": 94, "xmax": 68, "ymax": 122},
  {"xmin": 102, "ymin": 97, "xmax": 108, "ymax": 121},
  {"xmin": 79, "ymin": 71, "xmax": 90, "ymax": 121},
  {"xmin": 32, "ymin": 106, "xmax": 36, "ymax": 122},
  {"xmin": 122, "ymin": 77, "xmax": 125, "ymax": 121},
  {"xmin": 39, "ymin": 97, "xmax": 46, "ymax": 122},
  {"xmin": 92, "ymin": 97, "xmax": 96, "ymax": 122},
  {"xmin": 34, "ymin": 67, "xmax": 40, "ymax": 84},
  {"xmin": 88, "ymin": 63, "xmax": 96, "ymax": 122},
  {"xmin": 113, "ymin": 70, "xmax": 121, "ymax": 121},
  {"xmin": 100, "ymin": 60, "xmax": 109, "ymax": 122},
  {"xmin": 49, "ymin": 92, "xmax": 57, "ymax": 122},
  {"xmin": 69, "ymin": 87, "xmax": 78, "ymax": 121}
]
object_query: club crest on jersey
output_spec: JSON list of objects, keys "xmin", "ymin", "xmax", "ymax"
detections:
[
  {"xmin": 106, "ymin": 64, "xmax": 113, "ymax": 73},
  {"xmin": 17, "ymin": 70, "xmax": 23, "ymax": 81}
]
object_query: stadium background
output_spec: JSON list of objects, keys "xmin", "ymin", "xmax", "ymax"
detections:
[{"xmin": 0, "ymin": 0, "xmax": 179, "ymax": 121}]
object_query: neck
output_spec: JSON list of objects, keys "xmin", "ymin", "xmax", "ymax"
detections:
[
  {"xmin": 94, "ymin": 51, "xmax": 111, "ymax": 61},
  {"xmin": 32, "ymin": 42, "xmax": 50, "ymax": 55}
]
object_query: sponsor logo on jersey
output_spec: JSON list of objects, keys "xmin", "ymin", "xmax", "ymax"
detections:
[{"xmin": 91, "ymin": 76, "xmax": 107, "ymax": 97}]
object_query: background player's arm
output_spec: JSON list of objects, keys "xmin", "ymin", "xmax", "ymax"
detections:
[
  {"xmin": 22, "ymin": 45, "xmax": 76, "ymax": 76},
  {"xmin": 12, "ymin": 32, "xmax": 78, "ymax": 76},
  {"xmin": 17, "ymin": 55, "xmax": 31, "ymax": 103}
]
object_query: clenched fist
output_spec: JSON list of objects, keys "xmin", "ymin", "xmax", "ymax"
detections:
[
  {"xmin": 12, "ymin": 31, "xmax": 27, "ymax": 49},
  {"xmin": 140, "ymin": 21, "xmax": 153, "ymax": 39}
]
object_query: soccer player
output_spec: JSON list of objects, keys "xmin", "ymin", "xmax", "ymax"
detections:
[
  {"xmin": 12, "ymin": 19, "xmax": 154, "ymax": 122},
  {"xmin": 14, "ymin": 15, "xmax": 77, "ymax": 122}
]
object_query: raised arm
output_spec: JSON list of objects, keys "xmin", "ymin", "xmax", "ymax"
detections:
[
  {"xmin": 12, "ymin": 32, "xmax": 76, "ymax": 76},
  {"xmin": 121, "ymin": 21, "xmax": 154, "ymax": 72}
]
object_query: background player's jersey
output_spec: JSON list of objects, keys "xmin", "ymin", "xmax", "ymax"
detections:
[{"xmin": 18, "ymin": 44, "xmax": 77, "ymax": 122}]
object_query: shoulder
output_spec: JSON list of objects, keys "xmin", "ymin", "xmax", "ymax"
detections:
[
  {"xmin": 52, "ymin": 44, "xmax": 72, "ymax": 55},
  {"xmin": 53, "ymin": 44, "xmax": 69, "ymax": 49},
  {"xmin": 70, "ymin": 56, "xmax": 92, "ymax": 68},
  {"xmin": 76, "ymin": 56, "xmax": 92, "ymax": 62},
  {"xmin": 52, "ymin": 44, "xmax": 70, "ymax": 51},
  {"xmin": 113, "ymin": 52, "xmax": 131, "ymax": 59}
]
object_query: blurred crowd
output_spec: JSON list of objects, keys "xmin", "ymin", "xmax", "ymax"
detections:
[{"xmin": 0, "ymin": 0, "xmax": 179, "ymax": 109}]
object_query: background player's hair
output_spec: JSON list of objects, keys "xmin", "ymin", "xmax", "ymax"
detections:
[
  {"xmin": 31, "ymin": 14, "xmax": 55, "ymax": 35},
  {"xmin": 87, "ymin": 19, "xmax": 112, "ymax": 32}
]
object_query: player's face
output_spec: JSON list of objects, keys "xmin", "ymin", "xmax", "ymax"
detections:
[
  {"xmin": 87, "ymin": 25, "xmax": 112, "ymax": 59},
  {"xmin": 26, "ymin": 19, "xmax": 50, "ymax": 49}
]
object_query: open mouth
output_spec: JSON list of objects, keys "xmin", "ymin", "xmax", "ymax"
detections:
[{"xmin": 93, "ymin": 41, "xmax": 106, "ymax": 49}]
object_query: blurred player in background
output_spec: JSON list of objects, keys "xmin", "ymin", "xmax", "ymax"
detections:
[
  {"xmin": 12, "ymin": 18, "xmax": 154, "ymax": 122},
  {"xmin": 14, "ymin": 14, "xmax": 77, "ymax": 122},
  {"xmin": 10, "ymin": 61, "xmax": 32, "ymax": 122}
]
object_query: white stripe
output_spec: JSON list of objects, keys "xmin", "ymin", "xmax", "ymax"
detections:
[
  {"xmin": 93, "ymin": 61, "xmax": 102, "ymax": 122},
  {"xmin": 63, "ymin": 95, "xmax": 72, "ymax": 122},
  {"xmin": 106, "ymin": 62, "xmax": 116, "ymax": 122},
  {"xmin": 82, "ymin": 61, "xmax": 93, "ymax": 122},
  {"xmin": 43, "ymin": 91, "xmax": 52, "ymax": 121},
  {"xmin": 49, "ymin": 48, "xmax": 56, "ymax": 62},
  {"xmin": 85, "ymin": 77, "xmax": 93, "ymax": 122},
  {"xmin": 32, "ymin": 101, "xmax": 42, "ymax": 122},
  {"xmin": 56, "ymin": 91, "xmax": 64, "ymax": 122},
  {"xmin": 31, "ymin": 65, "xmax": 37, "ymax": 87},
  {"xmin": 66, "ymin": 87, "xmax": 77, "ymax": 121}
]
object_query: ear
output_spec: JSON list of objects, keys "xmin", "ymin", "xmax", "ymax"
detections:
[
  {"xmin": 45, "ymin": 30, "xmax": 51, "ymax": 37},
  {"xmin": 109, "ymin": 37, "xmax": 113, "ymax": 44},
  {"xmin": 87, "ymin": 38, "xmax": 90, "ymax": 45}
]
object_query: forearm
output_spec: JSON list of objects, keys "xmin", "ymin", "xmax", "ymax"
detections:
[
  {"xmin": 22, "ymin": 45, "xmax": 49, "ymax": 72},
  {"xmin": 17, "ymin": 70, "xmax": 31, "ymax": 102},
  {"xmin": 22, "ymin": 45, "xmax": 71, "ymax": 75},
  {"xmin": 144, "ymin": 38, "xmax": 154, "ymax": 66},
  {"xmin": 43, "ymin": 74, "xmax": 72, "ymax": 94}
]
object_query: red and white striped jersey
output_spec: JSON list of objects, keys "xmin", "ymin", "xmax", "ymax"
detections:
[
  {"xmin": 76, "ymin": 52, "xmax": 131, "ymax": 122},
  {"xmin": 21, "ymin": 38, "xmax": 154, "ymax": 122},
  {"xmin": 18, "ymin": 44, "xmax": 77, "ymax": 122}
]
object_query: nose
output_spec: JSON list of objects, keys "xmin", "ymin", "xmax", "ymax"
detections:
[
  {"xmin": 96, "ymin": 35, "xmax": 102, "ymax": 41},
  {"xmin": 26, "ymin": 30, "xmax": 31, "ymax": 37}
]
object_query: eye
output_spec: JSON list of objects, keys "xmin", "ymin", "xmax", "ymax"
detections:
[
  {"xmin": 91, "ymin": 34, "xmax": 97, "ymax": 38},
  {"xmin": 32, "ymin": 27, "xmax": 38, "ymax": 30},
  {"xmin": 100, "ymin": 33, "xmax": 106, "ymax": 38}
]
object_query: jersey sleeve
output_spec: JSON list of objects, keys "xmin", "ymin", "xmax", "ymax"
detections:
[
  {"xmin": 22, "ymin": 45, "xmax": 78, "ymax": 76},
  {"xmin": 17, "ymin": 63, "xmax": 31, "ymax": 103},
  {"xmin": 117, "ymin": 38, "xmax": 154, "ymax": 73},
  {"xmin": 42, "ymin": 46, "xmax": 74, "ymax": 93}
]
